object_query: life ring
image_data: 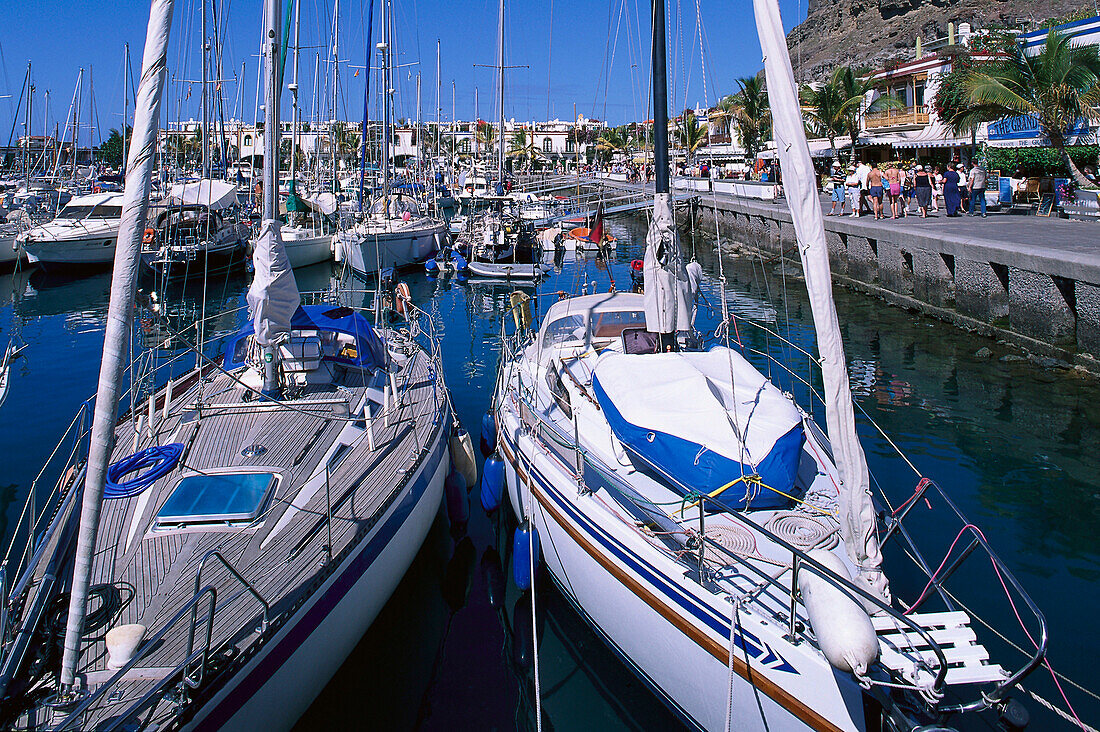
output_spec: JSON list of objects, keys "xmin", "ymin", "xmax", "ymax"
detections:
[
  {"xmin": 394, "ymin": 282, "xmax": 411, "ymax": 319},
  {"xmin": 142, "ymin": 228, "xmax": 156, "ymax": 244}
]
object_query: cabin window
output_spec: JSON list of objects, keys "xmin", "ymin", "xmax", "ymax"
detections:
[
  {"xmin": 591, "ymin": 310, "xmax": 647, "ymax": 339},
  {"xmin": 542, "ymin": 314, "xmax": 587, "ymax": 348},
  {"xmin": 546, "ymin": 366, "xmax": 572, "ymax": 419},
  {"xmin": 155, "ymin": 471, "xmax": 278, "ymax": 527}
]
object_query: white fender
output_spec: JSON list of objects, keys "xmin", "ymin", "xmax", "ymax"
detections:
[
  {"xmin": 450, "ymin": 430, "xmax": 478, "ymax": 488},
  {"xmin": 798, "ymin": 549, "xmax": 880, "ymax": 676}
]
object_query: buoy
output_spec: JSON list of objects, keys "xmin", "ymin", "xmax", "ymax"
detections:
[
  {"xmin": 450, "ymin": 427, "xmax": 478, "ymax": 488},
  {"xmin": 444, "ymin": 470, "xmax": 469, "ymax": 527},
  {"xmin": 480, "ymin": 453, "xmax": 505, "ymax": 512},
  {"xmin": 453, "ymin": 252, "xmax": 469, "ymax": 272},
  {"xmin": 442, "ymin": 537, "xmax": 476, "ymax": 613},
  {"xmin": 797, "ymin": 549, "xmax": 880, "ymax": 675},
  {"xmin": 512, "ymin": 520, "xmax": 540, "ymax": 591},
  {"xmin": 394, "ymin": 281, "xmax": 411, "ymax": 318},
  {"xmin": 425, "ymin": 258, "xmax": 440, "ymax": 275},
  {"xmin": 480, "ymin": 411, "xmax": 497, "ymax": 457},
  {"xmin": 481, "ymin": 547, "xmax": 506, "ymax": 610}
]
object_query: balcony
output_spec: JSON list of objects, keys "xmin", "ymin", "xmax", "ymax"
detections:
[{"xmin": 865, "ymin": 105, "xmax": 930, "ymax": 130}]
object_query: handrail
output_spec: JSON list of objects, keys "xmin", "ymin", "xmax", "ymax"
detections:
[
  {"xmin": 190, "ymin": 551, "xmax": 271, "ymax": 655},
  {"xmin": 51, "ymin": 586, "xmax": 218, "ymax": 731}
]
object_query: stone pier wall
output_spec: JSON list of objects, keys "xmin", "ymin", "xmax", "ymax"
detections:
[{"xmin": 682, "ymin": 197, "xmax": 1100, "ymax": 370}]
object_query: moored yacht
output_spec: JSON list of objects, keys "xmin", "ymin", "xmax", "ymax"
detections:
[{"xmin": 17, "ymin": 192, "xmax": 125, "ymax": 267}]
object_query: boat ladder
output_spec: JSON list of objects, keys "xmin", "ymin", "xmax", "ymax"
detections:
[{"xmin": 873, "ymin": 610, "xmax": 1007, "ymax": 688}]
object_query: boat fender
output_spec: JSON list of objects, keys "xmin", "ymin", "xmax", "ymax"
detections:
[
  {"xmin": 394, "ymin": 282, "xmax": 411, "ymax": 318},
  {"xmin": 512, "ymin": 520, "xmax": 540, "ymax": 591},
  {"xmin": 509, "ymin": 291, "xmax": 532, "ymax": 330},
  {"xmin": 480, "ymin": 411, "xmax": 497, "ymax": 457},
  {"xmin": 481, "ymin": 547, "xmax": 506, "ymax": 610},
  {"xmin": 480, "ymin": 453, "xmax": 506, "ymax": 512},
  {"xmin": 512, "ymin": 592, "xmax": 534, "ymax": 670},
  {"xmin": 333, "ymin": 236, "xmax": 344, "ymax": 262},
  {"xmin": 453, "ymin": 252, "xmax": 469, "ymax": 272},
  {"xmin": 142, "ymin": 228, "xmax": 156, "ymax": 244},
  {"xmin": 433, "ymin": 231, "xmax": 444, "ymax": 253},
  {"xmin": 450, "ymin": 426, "xmax": 478, "ymax": 488},
  {"xmin": 798, "ymin": 549, "xmax": 880, "ymax": 676},
  {"xmin": 444, "ymin": 469, "xmax": 469, "ymax": 528},
  {"xmin": 425, "ymin": 258, "xmax": 440, "ymax": 275}
]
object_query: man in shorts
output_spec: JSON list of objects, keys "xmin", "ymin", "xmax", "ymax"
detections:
[
  {"xmin": 827, "ymin": 161, "xmax": 846, "ymax": 215},
  {"xmin": 867, "ymin": 161, "xmax": 885, "ymax": 219}
]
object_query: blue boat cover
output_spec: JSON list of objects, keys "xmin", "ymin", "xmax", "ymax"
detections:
[
  {"xmin": 592, "ymin": 347, "xmax": 804, "ymax": 510},
  {"xmin": 223, "ymin": 304, "xmax": 387, "ymax": 371}
]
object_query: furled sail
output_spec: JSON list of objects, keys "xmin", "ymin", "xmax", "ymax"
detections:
[
  {"xmin": 642, "ymin": 193, "xmax": 692, "ymax": 336},
  {"xmin": 247, "ymin": 220, "xmax": 300, "ymax": 347},
  {"xmin": 752, "ymin": 0, "xmax": 889, "ymax": 601}
]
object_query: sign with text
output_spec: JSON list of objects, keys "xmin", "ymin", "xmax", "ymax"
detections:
[{"xmin": 988, "ymin": 114, "xmax": 1090, "ymax": 142}]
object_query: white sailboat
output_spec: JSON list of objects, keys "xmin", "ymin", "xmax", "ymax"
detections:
[
  {"xmin": 334, "ymin": 0, "xmax": 446, "ymax": 277},
  {"xmin": 491, "ymin": 1, "xmax": 1046, "ymax": 730},
  {"xmin": 0, "ymin": 1, "xmax": 455, "ymax": 730}
]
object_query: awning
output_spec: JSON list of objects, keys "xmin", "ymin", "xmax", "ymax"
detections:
[
  {"xmin": 886, "ymin": 121, "xmax": 977, "ymax": 149},
  {"xmin": 168, "ymin": 178, "xmax": 239, "ymax": 210}
]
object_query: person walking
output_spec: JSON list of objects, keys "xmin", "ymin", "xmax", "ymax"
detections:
[
  {"xmin": 868, "ymin": 161, "xmax": 885, "ymax": 219},
  {"xmin": 856, "ymin": 160, "xmax": 872, "ymax": 215},
  {"xmin": 884, "ymin": 163, "xmax": 902, "ymax": 219},
  {"xmin": 943, "ymin": 164, "xmax": 962, "ymax": 216},
  {"xmin": 931, "ymin": 164, "xmax": 942, "ymax": 212},
  {"xmin": 845, "ymin": 165, "xmax": 861, "ymax": 217},
  {"xmin": 827, "ymin": 161, "xmax": 846, "ymax": 215},
  {"xmin": 967, "ymin": 160, "xmax": 988, "ymax": 217},
  {"xmin": 914, "ymin": 164, "xmax": 933, "ymax": 218}
]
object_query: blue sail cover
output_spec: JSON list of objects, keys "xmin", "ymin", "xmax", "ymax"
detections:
[
  {"xmin": 223, "ymin": 304, "xmax": 388, "ymax": 371},
  {"xmin": 592, "ymin": 347, "xmax": 804, "ymax": 511}
]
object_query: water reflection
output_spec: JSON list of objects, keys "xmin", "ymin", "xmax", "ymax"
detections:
[{"xmin": 0, "ymin": 213, "xmax": 1096, "ymax": 729}]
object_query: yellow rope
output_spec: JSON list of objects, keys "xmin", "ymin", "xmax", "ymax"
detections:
[{"xmin": 674, "ymin": 474, "xmax": 837, "ymax": 518}]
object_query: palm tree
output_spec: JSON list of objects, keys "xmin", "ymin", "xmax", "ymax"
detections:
[
  {"xmin": 508, "ymin": 129, "xmax": 543, "ymax": 170},
  {"xmin": 956, "ymin": 29, "xmax": 1100, "ymax": 187},
  {"xmin": 476, "ymin": 121, "xmax": 496, "ymax": 157},
  {"xmin": 596, "ymin": 126, "xmax": 630, "ymax": 162},
  {"xmin": 800, "ymin": 77, "xmax": 848, "ymax": 161},
  {"xmin": 731, "ymin": 76, "xmax": 771, "ymax": 159},
  {"xmin": 831, "ymin": 66, "xmax": 904, "ymax": 166},
  {"xmin": 675, "ymin": 111, "xmax": 708, "ymax": 164}
]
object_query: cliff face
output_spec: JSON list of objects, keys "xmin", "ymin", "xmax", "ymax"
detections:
[{"xmin": 787, "ymin": 0, "xmax": 1083, "ymax": 81}]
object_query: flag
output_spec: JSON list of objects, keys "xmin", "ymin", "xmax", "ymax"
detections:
[
  {"xmin": 185, "ymin": 85, "xmax": 192, "ymax": 100},
  {"xmin": 354, "ymin": 68, "xmax": 360, "ymax": 77},
  {"xmin": 215, "ymin": 81, "xmax": 221, "ymax": 92},
  {"xmin": 589, "ymin": 202, "xmax": 604, "ymax": 244}
]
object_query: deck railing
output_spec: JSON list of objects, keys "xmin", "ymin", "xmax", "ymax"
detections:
[{"xmin": 865, "ymin": 105, "xmax": 930, "ymax": 129}]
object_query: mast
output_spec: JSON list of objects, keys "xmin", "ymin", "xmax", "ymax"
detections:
[
  {"xmin": 289, "ymin": 0, "xmax": 301, "ymax": 187},
  {"xmin": 357, "ymin": 0, "xmax": 375, "ymax": 210},
  {"xmin": 23, "ymin": 63, "xmax": 32, "ymax": 192},
  {"xmin": 435, "ymin": 39, "xmax": 440, "ymax": 178},
  {"xmin": 122, "ymin": 45, "xmax": 129, "ymax": 175},
  {"xmin": 379, "ymin": 0, "xmax": 390, "ymax": 204},
  {"xmin": 642, "ymin": 0, "xmax": 691, "ymax": 349},
  {"xmin": 495, "ymin": 0, "xmax": 505, "ymax": 183},
  {"xmin": 751, "ymin": 0, "xmax": 888, "ymax": 600},
  {"xmin": 330, "ymin": 0, "xmax": 339, "ymax": 193},
  {"xmin": 415, "ymin": 72, "xmax": 421, "ymax": 182},
  {"xmin": 263, "ymin": 0, "xmax": 280, "ymax": 220},
  {"xmin": 73, "ymin": 68, "xmax": 83, "ymax": 182},
  {"xmin": 451, "ymin": 79, "xmax": 455, "ymax": 171},
  {"xmin": 58, "ymin": 0, "xmax": 176, "ymax": 693},
  {"xmin": 201, "ymin": 0, "xmax": 210, "ymax": 177}
]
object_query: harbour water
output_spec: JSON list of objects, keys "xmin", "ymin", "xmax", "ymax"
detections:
[{"xmin": 0, "ymin": 214, "xmax": 1095, "ymax": 730}]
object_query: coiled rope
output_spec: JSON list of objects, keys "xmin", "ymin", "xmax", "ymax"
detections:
[{"xmin": 105, "ymin": 443, "xmax": 184, "ymax": 499}]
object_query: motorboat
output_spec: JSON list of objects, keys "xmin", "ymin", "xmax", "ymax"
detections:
[
  {"xmin": 461, "ymin": 210, "xmax": 548, "ymax": 280},
  {"xmin": 17, "ymin": 192, "xmax": 125, "ymax": 266},
  {"xmin": 141, "ymin": 179, "xmax": 248, "ymax": 279}
]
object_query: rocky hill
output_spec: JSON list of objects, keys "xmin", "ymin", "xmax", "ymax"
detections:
[{"xmin": 786, "ymin": 0, "xmax": 1084, "ymax": 82}]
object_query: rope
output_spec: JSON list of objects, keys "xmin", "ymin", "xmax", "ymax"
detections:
[
  {"xmin": 105, "ymin": 443, "xmax": 185, "ymax": 499},
  {"xmin": 723, "ymin": 597, "xmax": 743, "ymax": 732},
  {"xmin": 765, "ymin": 511, "xmax": 839, "ymax": 551}
]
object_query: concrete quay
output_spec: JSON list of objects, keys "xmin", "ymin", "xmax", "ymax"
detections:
[{"xmin": 590, "ymin": 178, "xmax": 1100, "ymax": 369}]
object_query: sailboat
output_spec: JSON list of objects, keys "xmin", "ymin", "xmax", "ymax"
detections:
[
  {"xmin": 333, "ymin": 0, "xmax": 447, "ymax": 277},
  {"xmin": 491, "ymin": 0, "xmax": 1046, "ymax": 730},
  {"xmin": 0, "ymin": 1, "xmax": 454, "ymax": 729}
]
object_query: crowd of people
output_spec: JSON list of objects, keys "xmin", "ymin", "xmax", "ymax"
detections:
[{"xmin": 826, "ymin": 159, "xmax": 991, "ymax": 220}]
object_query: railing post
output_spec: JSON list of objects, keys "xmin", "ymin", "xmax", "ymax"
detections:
[{"xmin": 787, "ymin": 554, "xmax": 800, "ymax": 644}]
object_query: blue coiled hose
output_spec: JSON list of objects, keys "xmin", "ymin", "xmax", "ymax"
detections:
[{"xmin": 105, "ymin": 443, "xmax": 185, "ymax": 499}]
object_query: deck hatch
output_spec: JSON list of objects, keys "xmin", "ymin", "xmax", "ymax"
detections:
[{"xmin": 156, "ymin": 471, "xmax": 277, "ymax": 526}]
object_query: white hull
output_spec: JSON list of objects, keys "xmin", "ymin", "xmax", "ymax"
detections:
[
  {"xmin": 0, "ymin": 234, "xmax": 21, "ymax": 265},
  {"xmin": 282, "ymin": 233, "xmax": 332, "ymax": 269},
  {"xmin": 23, "ymin": 233, "xmax": 118, "ymax": 265},
  {"xmin": 337, "ymin": 220, "xmax": 446, "ymax": 275},
  {"xmin": 497, "ymin": 416, "xmax": 866, "ymax": 732},
  {"xmin": 466, "ymin": 260, "xmax": 547, "ymax": 279},
  {"xmin": 186, "ymin": 426, "xmax": 449, "ymax": 732}
]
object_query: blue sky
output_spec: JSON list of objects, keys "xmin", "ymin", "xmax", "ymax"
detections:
[{"xmin": 1, "ymin": 0, "xmax": 809, "ymax": 145}]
